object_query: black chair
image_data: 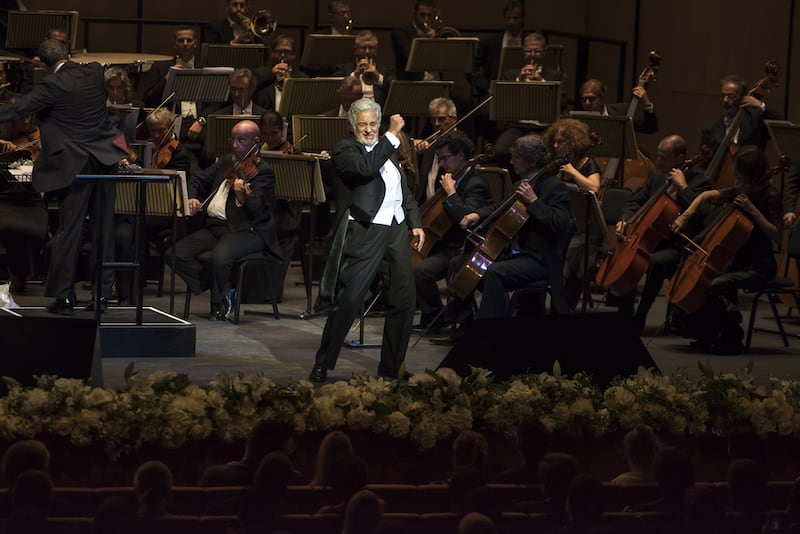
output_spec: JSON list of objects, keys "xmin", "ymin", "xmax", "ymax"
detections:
[
  {"xmin": 183, "ymin": 251, "xmax": 281, "ymax": 323},
  {"xmin": 743, "ymin": 226, "xmax": 800, "ymax": 350}
]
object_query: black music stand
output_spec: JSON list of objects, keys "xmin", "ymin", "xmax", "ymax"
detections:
[
  {"xmin": 278, "ymin": 77, "xmax": 344, "ymax": 118},
  {"xmin": 569, "ymin": 112, "xmax": 639, "ymax": 189},
  {"xmin": 204, "ymin": 114, "xmax": 261, "ymax": 159},
  {"xmin": 115, "ymin": 169, "xmax": 189, "ymax": 315},
  {"xmin": 291, "ymin": 115, "xmax": 350, "ymax": 154},
  {"xmin": 383, "ymin": 80, "xmax": 453, "ymax": 117},
  {"xmin": 299, "ymin": 34, "xmax": 356, "ymax": 69},
  {"xmin": 162, "ymin": 66, "xmax": 233, "ymax": 104},
  {"xmin": 489, "ymin": 80, "xmax": 561, "ymax": 123},
  {"xmin": 200, "ymin": 43, "xmax": 266, "ymax": 69},
  {"xmin": 566, "ymin": 184, "xmax": 607, "ymax": 312},
  {"xmin": 6, "ymin": 10, "xmax": 79, "ymax": 52},
  {"xmin": 262, "ymin": 153, "xmax": 327, "ymax": 319},
  {"xmin": 406, "ymin": 37, "xmax": 479, "ymax": 74},
  {"xmin": 765, "ymin": 120, "xmax": 800, "ymax": 165}
]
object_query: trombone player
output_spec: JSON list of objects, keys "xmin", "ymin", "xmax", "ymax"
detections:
[
  {"xmin": 201, "ymin": 0, "xmax": 270, "ymax": 45},
  {"xmin": 333, "ymin": 30, "xmax": 396, "ymax": 108}
]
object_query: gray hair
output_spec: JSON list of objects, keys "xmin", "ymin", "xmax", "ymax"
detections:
[
  {"xmin": 428, "ymin": 97, "xmax": 456, "ymax": 118},
  {"xmin": 348, "ymin": 98, "xmax": 382, "ymax": 130},
  {"xmin": 37, "ymin": 38, "xmax": 69, "ymax": 68},
  {"xmin": 104, "ymin": 66, "xmax": 134, "ymax": 102},
  {"xmin": 511, "ymin": 134, "xmax": 548, "ymax": 166}
]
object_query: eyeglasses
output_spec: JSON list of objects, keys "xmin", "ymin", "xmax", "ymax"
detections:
[
  {"xmin": 523, "ymin": 48, "xmax": 545, "ymax": 55},
  {"xmin": 582, "ymin": 95, "xmax": 599, "ymax": 102}
]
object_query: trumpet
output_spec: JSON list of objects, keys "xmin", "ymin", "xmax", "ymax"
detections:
[
  {"xmin": 517, "ymin": 59, "xmax": 543, "ymax": 82},
  {"xmin": 344, "ymin": 17, "xmax": 353, "ymax": 34},
  {"xmin": 275, "ymin": 53, "xmax": 292, "ymax": 90},
  {"xmin": 234, "ymin": 9, "xmax": 277, "ymax": 43},
  {"xmin": 359, "ymin": 58, "xmax": 380, "ymax": 85}
]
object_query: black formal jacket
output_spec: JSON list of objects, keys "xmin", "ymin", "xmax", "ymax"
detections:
[
  {"xmin": 435, "ymin": 169, "xmax": 492, "ymax": 248},
  {"xmin": 701, "ymin": 106, "xmax": 781, "ymax": 153},
  {"xmin": 476, "ymin": 170, "xmax": 574, "ymax": 314},
  {"xmin": 606, "ymin": 101, "xmax": 659, "ymax": 135},
  {"xmin": 201, "ymin": 18, "xmax": 233, "ymax": 45},
  {"xmin": 0, "ymin": 61, "xmax": 128, "ymax": 193},
  {"xmin": 332, "ymin": 62, "xmax": 396, "ymax": 107},
  {"xmin": 390, "ymin": 23, "xmax": 420, "ymax": 81},
  {"xmin": 189, "ymin": 153, "xmax": 282, "ymax": 262},
  {"xmin": 472, "ymin": 31, "xmax": 529, "ymax": 97}
]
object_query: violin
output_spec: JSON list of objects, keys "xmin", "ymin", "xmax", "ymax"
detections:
[
  {"xmin": 666, "ymin": 157, "xmax": 788, "ymax": 314},
  {"xmin": 224, "ymin": 144, "xmax": 260, "ymax": 185},
  {"xmin": 448, "ymin": 156, "xmax": 567, "ymax": 300},
  {"xmin": 154, "ymin": 138, "xmax": 179, "ymax": 169},
  {"xmin": 1, "ymin": 127, "xmax": 41, "ymax": 162}
]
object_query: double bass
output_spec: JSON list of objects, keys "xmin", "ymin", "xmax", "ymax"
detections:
[
  {"xmin": 448, "ymin": 157, "xmax": 566, "ymax": 300},
  {"xmin": 703, "ymin": 60, "xmax": 780, "ymax": 190},
  {"xmin": 595, "ymin": 155, "xmax": 706, "ymax": 297},
  {"xmin": 666, "ymin": 158, "xmax": 788, "ymax": 314},
  {"xmin": 595, "ymin": 51, "xmax": 660, "ymax": 197}
]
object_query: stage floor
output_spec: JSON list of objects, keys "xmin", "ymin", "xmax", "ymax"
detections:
[{"xmin": 7, "ymin": 261, "xmax": 800, "ymax": 389}]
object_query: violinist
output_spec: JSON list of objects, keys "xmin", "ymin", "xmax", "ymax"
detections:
[
  {"xmin": 113, "ymin": 108, "xmax": 190, "ymax": 306},
  {"xmin": 670, "ymin": 145, "xmax": 782, "ymax": 355},
  {"xmin": 165, "ymin": 120, "xmax": 282, "ymax": 321},
  {"xmin": 607, "ymin": 135, "xmax": 712, "ymax": 334},
  {"xmin": 434, "ymin": 134, "xmax": 572, "ymax": 344},
  {"xmin": 413, "ymin": 97, "xmax": 458, "ymax": 204},
  {"xmin": 412, "ymin": 130, "xmax": 491, "ymax": 334},
  {"xmin": 259, "ymin": 110, "xmax": 302, "ymax": 302}
]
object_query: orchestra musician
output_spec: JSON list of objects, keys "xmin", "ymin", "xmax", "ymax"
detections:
[
  {"xmin": 541, "ymin": 118, "xmax": 602, "ymax": 311},
  {"xmin": 165, "ymin": 119, "xmax": 282, "ymax": 322},
  {"xmin": 390, "ymin": 0, "xmax": 438, "ymax": 81},
  {"xmin": 491, "ymin": 33, "xmax": 567, "ymax": 178},
  {"xmin": 333, "ymin": 30, "xmax": 396, "ymax": 108},
  {"xmin": 412, "ymin": 130, "xmax": 491, "ymax": 333},
  {"xmin": 578, "ymin": 78, "xmax": 658, "ymax": 135},
  {"xmin": 670, "ymin": 145, "xmax": 781, "ymax": 355},
  {"xmin": 201, "ymin": 0, "xmax": 263, "ymax": 45},
  {"xmin": 253, "ymin": 34, "xmax": 308, "ymax": 113},
  {"xmin": 113, "ymin": 108, "xmax": 190, "ymax": 306},
  {"xmin": 607, "ymin": 135, "xmax": 712, "ymax": 334},
  {"xmin": 472, "ymin": 0, "xmax": 527, "ymax": 100},
  {"xmin": 413, "ymin": 97, "xmax": 458, "ymax": 203},
  {"xmin": 259, "ymin": 110, "xmax": 302, "ymax": 303},
  {"xmin": 309, "ymin": 98, "xmax": 424, "ymax": 383},
  {"xmin": 433, "ymin": 134, "xmax": 572, "ymax": 345},
  {"xmin": 0, "ymin": 38, "xmax": 130, "ymax": 315},
  {"xmin": 0, "ymin": 113, "xmax": 47, "ymax": 295},
  {"xmin": 317, "ymin": 0, "xmax": 353, "ymax": 35}
]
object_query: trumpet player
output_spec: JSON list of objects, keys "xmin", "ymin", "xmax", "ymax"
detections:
[
  {"xmin": 333, "ymin": 30, "xmax": 395, "ymax": 108},
  {"xmin": 253, "ymin": 35, "xmax": 308, "ymax": 112},
  {"xmin": 201, "ymin": 0, "xmax": 262, "ymax": 45},
  {"xmin": 391, "ymin": 0, "xmax": 437, "ymax": 81},
  {"xmin": 319, "ymin": 0, "xmax": 353, "ymax": 35}
]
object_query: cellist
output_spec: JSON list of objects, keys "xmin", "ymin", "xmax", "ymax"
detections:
[
  {"xmin": 670, "ymin": 145, "xmax": 782, "ymax": 355},
  {"xmin": 431, "ymin": 134, "xmax": 572, "ymax": 346},
  {"xmin": 605, "ymin": 135, "xmax": 712, "ymax": 334},
  {"xmin": 411, "ymin": 130, "xmax": 492, "ymax": 334}
]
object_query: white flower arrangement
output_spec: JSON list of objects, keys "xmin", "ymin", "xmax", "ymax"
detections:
[{"xmin": 0, "ymin": 361, "xmax": 797, "ymax": 460}]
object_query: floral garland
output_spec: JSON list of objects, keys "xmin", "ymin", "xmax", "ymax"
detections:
[{"xmin": 0, "ymin": 361, "xmax": 797, "ymax": 460}]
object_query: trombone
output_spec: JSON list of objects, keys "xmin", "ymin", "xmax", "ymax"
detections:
[{"xmin": 235, "ymin": 8, "xmax": 277, "ymax": 43}]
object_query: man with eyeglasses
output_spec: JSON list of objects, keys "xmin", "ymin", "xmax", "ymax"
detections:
[
  {"xmin": 700, "ymin": 74, "xmax": 780, "ymax": 173},
  {"xmin": 412, "ymin": 130, "xmax": 491, "ymax": 335},
  {"xmin": 166, "ymin": 120, "xmax": 282, "ymax": 322},
  {"xmin": 309, "ymin": 98, "xmax": 424, "ymax": 383},
  {"xmin": 412, "ymin": 97, "xmax": 458, "ymax": 203},
  {"xmin": 333, "ymin": 30, "xmax": 395, "ymax": 108},
  {"xmin": 319, "ymin": 0, "xmax": 353, "ymax": 35}
]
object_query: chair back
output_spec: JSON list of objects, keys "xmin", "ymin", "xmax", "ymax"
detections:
[
  {"xmin": 599, "ymin": 187, "xmax": 633, "ymax": 225},
  {"xmin": 476, "ymin": 165, "xmax": 513, "ymax": 205}
]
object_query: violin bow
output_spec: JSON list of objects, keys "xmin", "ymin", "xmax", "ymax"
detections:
[{"xmin": 136, "ymin": 91, "xmax": 177, "ymax": 130}]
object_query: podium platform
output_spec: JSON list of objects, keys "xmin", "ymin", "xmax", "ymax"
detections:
[{"xmin": 2, "ymin": 306, "xmax": 195, "ymax": 360}]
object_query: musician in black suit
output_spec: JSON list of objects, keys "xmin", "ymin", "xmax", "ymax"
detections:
[
  {"xmin": 253, "ymin": 35, "xmax": 308, "ymax": 112},
  {"xmin": 309, "ymin": 98, "xmax": 424, "ymax": 382},
  {"xmin": 140, "ymin": 25, "xmax": 199, "ymax": 109},
  {"xmin": 166, "ymin": 119, "xmax": 282, "ymax": 321},
  {"xmin": 446, "ymin": 134, "xmax": 572, "ymax": 333},
  {"xmin": 472, "ymin": 0, "xmax": 527, "ymax": 99},
  {"xmin": 413, "ymin": 97, "xmax": 458, "ymax": 204},
  {"xmin": 317, "ymin": 0, "xmax": 353, "ymax": 35},
  {"xmin": 332, "ymin": 30, "xmax": 396, "ymax": 108},
  {"xmin": 390, "ymin": 0, "xmax": 437, "ymax": 81},
  {"xmin": 700, "ymin": 74, "xmax": 781, "ymax": 158},
  {"xmin": 0, "ymin": 39, "xmax": 129, "ymax": 314},
  {"xmin": 491, "ymin": 33, "xmax": 566, "ymax": 177},
  {"xmin": 201, "ymin": 0, "xmax": 262, "ymax": 45},
  {"xmin": 578, "ymin": 78, "xmax": 658, "ymax": 135},
  {"xmin": 605, "ymin": 135, "xmax": 712, "ymax": 334},
  {"xmin": 413, "ymin": 130, "xmax": 491, "ymax": 332}
]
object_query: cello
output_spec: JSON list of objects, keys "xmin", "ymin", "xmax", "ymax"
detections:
[
  {"xmin": 703, "ymin": 60, "xmax": 780, "ymax": 190},
  {"xmin": 448, "ymin": 157, "xmax": 566, "ymax": 300},
  {"xmin": 410, "ymin": 152, "xmax": 489, "ymax": 267},
  {"xmin": 595, "ymin": 51, "xmax": 660, "ymax": 197},
  {"xmin": 666, "ymin": 158, "xmax": 787, "ymax": 314},
  {"xmin": 595, "ymin": 154, "xmax": 707, "ymax": 297}
]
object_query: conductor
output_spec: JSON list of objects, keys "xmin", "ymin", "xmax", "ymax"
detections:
[{"xmin": 310, "ymin": 98, "xmax": 425, "ymax": 383}]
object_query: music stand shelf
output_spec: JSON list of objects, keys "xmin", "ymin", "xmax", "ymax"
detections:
[
  {"xmin": 200, "ymin": 43, "xmax": 266, "ymax": 69},
  {"xmin": 406, "ymin": 37, "xmax": 479, "ymax": 73},
  {"xmin": 300, "ymin": 34, "xmax": 357, "ymax": 68},
  {"xmin": 384, "ymin": 80, "xmax": 453, "ymax": 117},
  {"xmin": 163, "ymin": 67, "xmax": 234, "ymax": 104},
  {"xmin": 489, "ymin": 80, "xmax": 561, "ymax": 123},
  {"xmin": 278, "ymin": 77, "xmax": 344, "ymax": 118}
]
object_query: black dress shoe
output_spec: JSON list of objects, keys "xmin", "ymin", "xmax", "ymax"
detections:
[
  {"xmin": 46, "ymin": 297, "xmax": 74, "ymax": 316},
  {"xmin": 85, "ymin": 297, "xmax": 108, "ymax": 313},
  {"xmin": 309, "ymin": 366, "xmax": 328, "ymax": 383},
  {"xmin": 429, "ymin": 335, "xmax": 458, "ymax": 346}
]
